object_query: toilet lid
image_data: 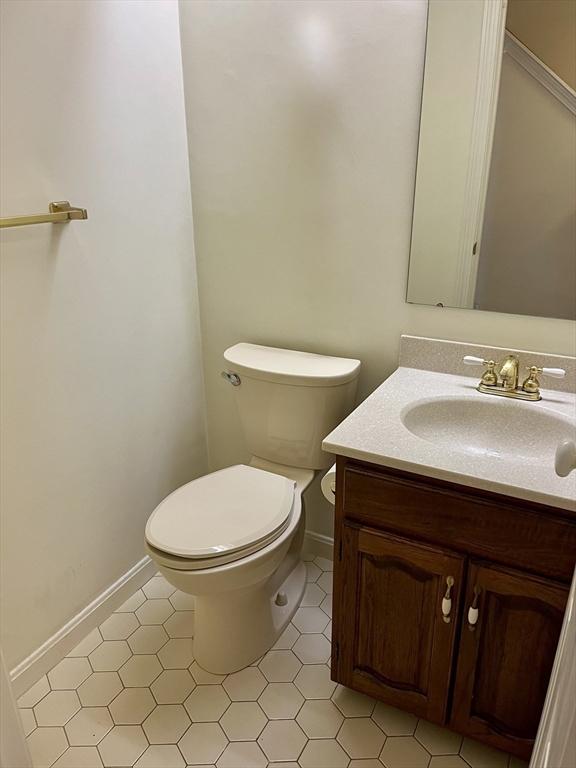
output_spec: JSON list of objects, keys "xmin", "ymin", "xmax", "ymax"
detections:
[{"xmin": 145, "ymin": 465, "xmax": 296, "ymax": 559}]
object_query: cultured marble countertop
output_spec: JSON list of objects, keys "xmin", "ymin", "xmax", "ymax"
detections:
[{"xmin": 322, "ymin": 366, "xmax": 576, "ymax": 512}]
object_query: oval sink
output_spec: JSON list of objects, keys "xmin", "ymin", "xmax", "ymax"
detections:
[{"xmin": 401, "ymin": 396, "xmax": 575, "ymax": 464}]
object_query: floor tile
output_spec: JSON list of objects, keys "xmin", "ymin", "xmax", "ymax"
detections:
[
  {"xmin": 109, "ymin": 688, "xmax": 156, "ymax": 725},
  {"xmin": 48, "ymin": 657, "xmax": 92, "ymax": 689},
  {"xmin": 27, "ymin": 727, "xmax": 68, "ymax": 768},
  {"xmin": 258, "ymin": 682, "xmax": 304, "ymax": 719},
  {"xmin": 184, "ymin": 685, "xmax": 231, "ymax": 721},
  {"xmin": 379, "ymin": 736, "xmax": 430, "ymax": 768},
  {"xmin": 305, "ymin": 562, "xmax": 322, "ymax": 582},
  {"xmin": 223, "ymin": 666, "xmax": 267, "ymax": 701},
  {"xmin": 314, "ymin": 557, "xmax": 334, "ymax": 572},
  {"xmin": 89, "ymin": 641, "xmax": 132, "ymax": 672},
  {"xmin": 178, "ymin": 722, "xmax": 229, "ymax": 765},
  {"xmin": 142, "ymin": 704, "xmax": 191, "ymax": 744},
  {"xmin": 331, "ymin": 684, "xmax": 375, "ymax": 717},
  {"xmin": 66, "ymin": 707, "xmax": 114, "ymax": 745},
  {"xmin": 116, "ymin": 590, "xmax": 146, "ymax": 613},
  {"xmin": 220, "ymin": 701, "xmax": 267, "ymax": 741},
  {"xmin": 372, "ymin": 701, "xmax": 417, "ymax": 736},
  {"xmin": 78, "ymin": 671, "xmax": 123, "ymax": 707},
  {"xmin": 292, "ymin": 607, "xmax": 330, "ymax": 634},
  {"xmin": 294, "ymin": 664, "xmax": 337, "ymax": 699},
  {"xmin": 320, "ymin": 594, "xmax": 333, "ymax": 619},
  {"xmin": 216, "ymin": 740, "xmax": 267, "ymax": 767},
  {"xmin": 158, "ymin": 638, "xmax": 194, "ymax": 669},
  {"xmin": 299, "ymin": 738, "xmax": 349, "ymax": 767},
  {"xmin": 151, "ymin": 669, "xmax": 196, "ymax": 704},
  {"xmin": 415, "ymin": 718, "xmax": 462, "ymax": 755},
  {"xmin": 293, "ymin": 633, "xmax": 331, "ymax": 664},
  {"xmin": 119, "ymin": 654, "xmax": 162, "ymax": 687},
  {"xmin": 337, "ymin": 717, "xmax": 385, "ymax": 759},
  {"xmin": 143, "ymin": 576, "xmax": 176, "ymax": 599},
  {"xmin": 460, "ymin": 737, "xmax": 509, "ymax": 768},
  {"xmin": 301, "ymin": 583, "xmax": 325, "ymax": 607},
  {"xmin": 128, "ymin": 625, "xmax": 170, "ymax": 654},
  {"xmin": 258, "ymin": 650, "xmax": 302, "ymax": 682},
  {"xmin": 296, "ymin": 699, "xmax": 344, "ymax": 739},
  {"xmin": 135, "ymin": 744, "xmax": 185, "ymax": 767},
  {"xmin": 97, "ymin": 725, "xmax": 148, "ymax": 767},
  {"xmin": 100, "ymin": 612, "xmax": 139, "ymax": 641},
  {"xmin": 430, "ymin": 756, "xmax": 470, "ymax": 768},
  {"xmin": 68, "ymin": 628, "xmax": 103, "ymax": 658},
  {"xmin": 189, "ymin": 660, "xmax": 226, "ymax": 685},
  {"xmin": 136, "ymin": 598, "xmax": 174, "ymax": 625},
  {"xmin": 272, "ymin": 622, "xmax": 300, "ymax": 650},
  {"xmin": 164, "ymin": 611, "xmax": 195, "ymax": 638},
  {"xmin": 52, "ymin": 746, "xmax": 104, "ymax": 767},
  {"xmin": 19, "ymin": 708, "xmax": 36, "ymax": 737},
  {"xmin": 19, "ymin": 560, "xmax": 516, "ymax": 768},
  {"xmin": 18, "ymin": 675, "xmax": 50, "ymax": 708},
  {"xmin": 34, "ymin": 689, "xmax": 81, "ymax": 726},
  {"xmin": 317, "ymin": 571, "xmax": 333, "ymax": 594},
  {"xmin": 257, "ymin": 720, "xmax": 307, "ymax": 762}
]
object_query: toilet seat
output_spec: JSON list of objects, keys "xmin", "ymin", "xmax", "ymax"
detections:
[{"xmin": 145, "ymin": 465, "xmax": 296, "ymax": 569}]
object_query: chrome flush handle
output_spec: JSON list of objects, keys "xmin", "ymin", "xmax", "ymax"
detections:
[
  {"xmin": 441, "ymin": 576, "xmax": 455, "ymax": 623},
  {"xmin": 221, "ymin": 371, "xmax": 241, "ymax": 386}
]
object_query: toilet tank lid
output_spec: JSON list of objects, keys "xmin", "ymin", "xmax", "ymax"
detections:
[{"xmin": 224, "ymin": 343, "xmax": 361, "ymax": 387}]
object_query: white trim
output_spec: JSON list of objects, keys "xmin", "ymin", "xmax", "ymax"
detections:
[
  {"xmin": 455, "ymin": 0, "xmax": 508, "ymax": 308},
  {"xmin": 9, "ymin": 556, "xmax": 156, "ymax": 698},
  {"xmin": 304, "ymin": 530, "xmax": 334, "ymax": 561},
  {"xmin": 505, "ymin": 31, "xmax": 576, "ymax": 116}
]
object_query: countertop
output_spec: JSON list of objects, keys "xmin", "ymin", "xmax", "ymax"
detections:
[{"xmin": 322, "ymin": 366, "xmax": 576, "ymax": 512}]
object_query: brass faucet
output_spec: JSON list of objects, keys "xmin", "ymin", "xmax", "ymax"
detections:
[
  {"xmin": 498, "ymin": 355, "xmax": 519, "ymax": 391},
  {"xmin": 463, "ymin": 354, "xmax": 566, "ymax": 402}
]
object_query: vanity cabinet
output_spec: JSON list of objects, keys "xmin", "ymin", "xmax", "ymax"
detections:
[{"xmin": 331, "ymin": 458, "xmax": 575, "ymax": 761}]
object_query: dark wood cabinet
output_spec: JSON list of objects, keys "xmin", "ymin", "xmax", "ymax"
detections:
[
  {"xmin": 450, "ymin": 562, "xmax": 568, "ymax": 756},
  {"xmin": 332, "ymin": 457, "xmax": 574, "ymax": 762},
  {"xmin": 335, "ymin": 524, "xmax": 464, "ymax": 723}
]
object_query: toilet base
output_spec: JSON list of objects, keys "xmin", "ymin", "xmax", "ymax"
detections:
[{"xmin": 193, "ymin": 558, "xmax": 306, "ymax": 675}]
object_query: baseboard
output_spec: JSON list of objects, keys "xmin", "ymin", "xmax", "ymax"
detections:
[
  {"xmin": 10, "ymin": 555, "xmax": 157, "ymax": 698},
  {"xmin": 304, "ymin": 530, "xmax": 334, "ymax": 561}
]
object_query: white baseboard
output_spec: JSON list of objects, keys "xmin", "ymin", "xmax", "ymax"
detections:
[
  {"xmin": 10, "ymin": 555, "xmax": 157, "ymax": 698},
  {"xmin": 304, "ymin": 530, "xmax": 334, "ymax": 561}
]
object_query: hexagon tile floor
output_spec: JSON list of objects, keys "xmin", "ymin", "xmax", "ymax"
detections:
[{"xmin": 18, "ymin": 555, "xmax": 527, "ymax": 768}]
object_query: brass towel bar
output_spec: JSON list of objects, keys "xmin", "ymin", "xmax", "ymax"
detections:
[{"xmin": 0, "ymin": 201, "xmax": 88, "ymax": 229}]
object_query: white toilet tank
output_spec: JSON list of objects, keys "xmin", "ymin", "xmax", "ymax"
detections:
[{"xmin": 223, "ymin": 343, "xmax": 361, "ymax": 470}]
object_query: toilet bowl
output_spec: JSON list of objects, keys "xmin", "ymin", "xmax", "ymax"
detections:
[{"xmin": 145, "ymin": 343, "xmax": 360, "ymax": 674}]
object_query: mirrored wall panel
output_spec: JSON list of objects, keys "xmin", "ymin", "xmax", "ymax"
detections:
[{"xmin": 407, "ymin": 0, "xmax": 576, "ymax": 320}]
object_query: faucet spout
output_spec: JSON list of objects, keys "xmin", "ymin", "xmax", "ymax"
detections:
[{"xmin": 499, "ymin": 355, "xmax": 519, "ymax": 391}]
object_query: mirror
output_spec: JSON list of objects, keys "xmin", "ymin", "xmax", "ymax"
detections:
[{"xmin": 407, "ymin": 0, "xmax": 576, "ymax": 320}]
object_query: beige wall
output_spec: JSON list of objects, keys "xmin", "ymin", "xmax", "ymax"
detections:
[
  {"xmin": 0, "ymin": 0, "xmax": 208, "ymax": 670},
  {"xmin": 179, "ymin": 0, "xmax": 576, "ymax": 539},
  {"xmin": 507, "ymin": 0, "xmax": 576, "ymax": 90},
  {"xmin": 477, "ymin": 52, "xmax": 576, "ymax": 319}
]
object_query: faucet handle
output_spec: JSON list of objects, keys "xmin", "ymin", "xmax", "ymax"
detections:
[
  {"xmin": 522, "ymin": 365, "xmax": 566, "ymax": 396},
  {"xmin": 463, "ymin": 356, "xmax": 498, "ymax": 386},
  {"xmin": 541, "ymin": 367, "xmax": 566, "ymax": 379}
]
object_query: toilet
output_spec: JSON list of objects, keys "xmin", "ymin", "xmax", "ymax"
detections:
[{"xmin": 145, "ymin": 343, "xmax": 360, "ymax": 674}]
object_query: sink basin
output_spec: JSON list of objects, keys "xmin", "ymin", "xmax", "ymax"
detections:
[{"xmin": 401, "ymin": 396, "xmax": 575, "ymax": 464}]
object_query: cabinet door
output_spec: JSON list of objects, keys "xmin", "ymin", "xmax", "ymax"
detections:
[
  {"xmin": 450, "ymin": 562, "xmax": 568, "ymax": 760},
  {"xmin": 332, "ymin": 523, "xmax": 465, "ymax": 723}
]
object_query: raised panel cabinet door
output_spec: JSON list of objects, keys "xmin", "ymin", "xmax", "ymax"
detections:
[
  {"xmin": 332, "ymin": 523, "xmax": 465, "ymax": 723},
  {"xmin": 450, "ymin": 562, "xmax": 568, "ymax": 760}
]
